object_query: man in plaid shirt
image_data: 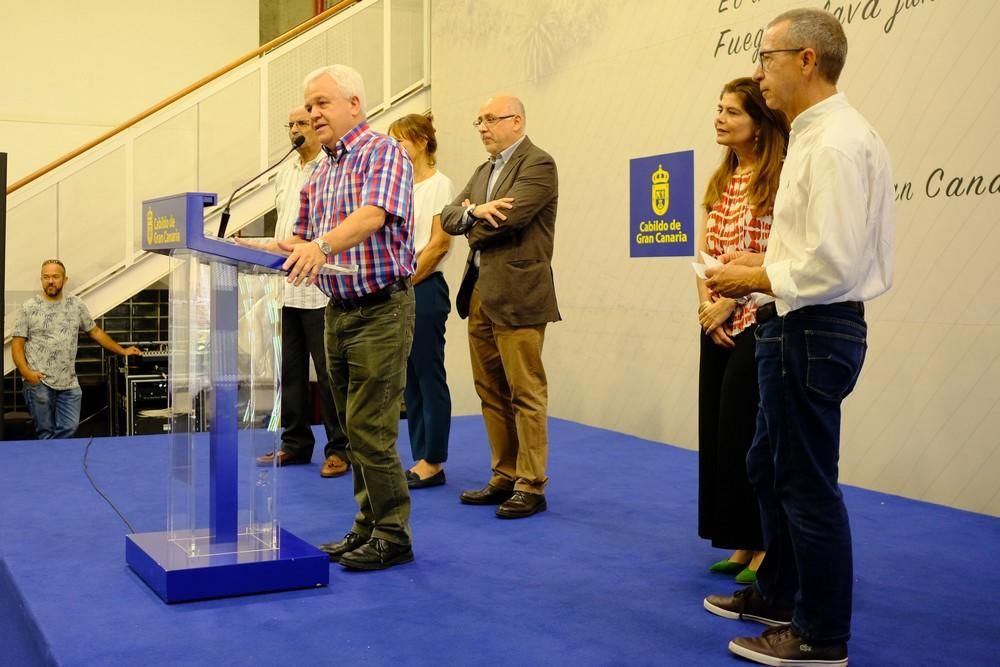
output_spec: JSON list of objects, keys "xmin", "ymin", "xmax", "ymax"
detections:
[{"xmin": 278, "ymin": 64, "xmax": 416, "ymax": 571}]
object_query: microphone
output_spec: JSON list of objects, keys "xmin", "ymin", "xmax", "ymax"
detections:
[{"xmin": 216, "ymin": 134, "xmax": 306, "ymax": 238}]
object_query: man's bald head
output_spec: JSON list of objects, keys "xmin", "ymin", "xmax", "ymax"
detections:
[{"xmin": 476, "ymin": 95, "xmax": 526, "ymax": 156}]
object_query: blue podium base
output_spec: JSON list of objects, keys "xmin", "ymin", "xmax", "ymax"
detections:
[{"xmin": 126, "ymin": 528, "xmax": 329, "ymax": 603}]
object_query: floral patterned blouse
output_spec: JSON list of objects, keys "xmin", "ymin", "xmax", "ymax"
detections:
[{"xmin": 706, "ymin": 171, "xmax": 772, "ymax": 335}]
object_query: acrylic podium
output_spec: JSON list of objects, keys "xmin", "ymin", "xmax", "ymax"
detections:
[{"xmin": 126, "ymin": 192, "xmax": 338, "ymax": 603}]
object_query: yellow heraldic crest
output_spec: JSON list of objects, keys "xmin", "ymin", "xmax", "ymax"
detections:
[
  {"xmin": 146, "ymin": 208, "xmax": 154, "ymax": 245},
  {"xmin": 651, "ymin": 164, "xmax": 670, "ymax": 216}
]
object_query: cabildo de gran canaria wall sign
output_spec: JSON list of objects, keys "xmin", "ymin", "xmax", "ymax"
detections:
[{"xmin": 629, "ymin": 150, "xmax": 694, "ymax": 258}]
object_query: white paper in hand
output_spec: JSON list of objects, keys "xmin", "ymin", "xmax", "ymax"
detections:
[{"xmin": 692, "ymin": 251, "xmax": 722, "ymax": 279}]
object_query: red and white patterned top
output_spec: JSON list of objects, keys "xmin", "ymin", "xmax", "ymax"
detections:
[{"xmin": 706, "ymin": 171, "xmax": 772, "ymax": 335}]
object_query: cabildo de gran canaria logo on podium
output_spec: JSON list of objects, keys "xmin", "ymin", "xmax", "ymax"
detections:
[
  {"xmin": 629, "ymin": 150, "xmax": 694, "ymax": 258},
  {"xmin": 651, "ymin": 164, "xmax": 669, "ymax": 216},
  {"xmin": 145, "ymin": 207, "xmax": 182, "ymax": 247}
]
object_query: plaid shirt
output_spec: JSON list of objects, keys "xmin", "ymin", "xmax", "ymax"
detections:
[
  {"xmin": 706, "ymin": 171, "xmax": 772, "ymax": 335},
  {"xmin": 293, "ymin": 121, "xmax": 414, "ymax": 299}
]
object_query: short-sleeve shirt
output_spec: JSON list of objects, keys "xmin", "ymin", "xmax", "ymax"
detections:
[
  {"xmin": 413, "ymin": 170, "xmax": 454, "ymax": 268},
  {"xmin": 293, "ymin": 120, "xmax": 414, "ymax": 300},
  {"xmin": 11, "ymin": 295, "xmax": 96, "ymax": 390}
]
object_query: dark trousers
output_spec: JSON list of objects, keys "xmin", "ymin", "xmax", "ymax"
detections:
[
  {"xmin": 405, "ymin": 272, "xmax": 452, "ymax": 464},
  {"xmin": 698, "ymin": 326, "xmax": 763, "ymax": 550},
  {"xmin": 280, "ymin": 306, "xmax": 347, "ymax": 461},
  {"xmin": 325, "ymin": 288, "xmax": 415, "ymax": 546},
  {"xmin": 749, "ymin": 303, "xmax": 867, "ymax": 644}
]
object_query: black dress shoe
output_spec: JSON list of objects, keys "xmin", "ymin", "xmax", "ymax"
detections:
[
  {"xmin": 459, "ymin": 484, "xmax": 514, "ymax": 505},
  {"xmin": 496, "ymin": 491, "xmax": 547, "ymax": 518},
  {"xmin": 339, "ymin": 537, "xmax": 414, "ymax": 570},
  {"xmin": 318, "ymin": 531, "xmax": 368, "ymax": 563},
  {"xmin": 408, "ymin": 469, "xmax": 446, "ymax": 489}
]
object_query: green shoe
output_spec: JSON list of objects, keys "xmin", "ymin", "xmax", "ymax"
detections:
[
  {"xmin": 709, "ymin": 559, "xmax": 748, "ymax": 575},
  {"xmin": 735, "ymin": 567, "xmax": 758, "ymax": 584}
]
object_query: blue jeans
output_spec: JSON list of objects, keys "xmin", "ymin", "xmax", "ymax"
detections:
[
  {"xmin": 748, "ymin": 303, "xmax": 867, "ymax": 644},
  {"xmin": 405, "ymin": 272, "xmax": 452, "ymax": 464},
  {"xmin": 23, "ymin": 382, "xmax": 83, "ymax": 439}
]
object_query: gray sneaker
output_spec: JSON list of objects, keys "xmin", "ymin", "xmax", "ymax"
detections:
[
  {"xmin": 729, "ymin": 624, "xmax": 847, "ymax": 666},
  {"xmin": 704, "ymin": 586, "xmax": 793, "ymax": 626}
]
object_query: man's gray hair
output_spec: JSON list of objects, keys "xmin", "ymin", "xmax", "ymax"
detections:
[
  {"xmin": 303, "ymin": 64, "xmax": 367, "ymax": 113},
  {"xmin": 769, "ymin": 8, "xmax": 848, "ymax": 84}
]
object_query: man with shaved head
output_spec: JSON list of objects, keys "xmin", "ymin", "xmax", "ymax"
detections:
[
  {"xmin": 12, "ymin": 259, "xmax": 141, "ymax": 439},
  {"xmin": 441, "ymin": 94, "xmax": 560, "ymax": 519}
]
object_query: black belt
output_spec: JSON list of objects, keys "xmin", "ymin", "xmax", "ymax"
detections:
[
  {"xmin": 756, "ymin": 300, "xmax": 863, "ymax": 324},
  {"xmin": 329, "ymin": 278, "xmax": 409, "ymax": 310}
]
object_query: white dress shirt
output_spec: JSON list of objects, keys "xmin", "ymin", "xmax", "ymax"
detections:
[
  {"xmin": 274, "ymin": 152, "xmax": 328, "ymax": 309},
  {"xmin": 764, "ymin": 93, "xmax": 895, "ymax": 315}
]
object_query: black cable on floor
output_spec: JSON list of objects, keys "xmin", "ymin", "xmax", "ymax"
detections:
[
  {"xmin": 82, "ymin": 436, "xmax": 136, "ymax": 534},
  {"xmin": 77, "ymin": 404, "xmax": 107, "ymax": 428}
]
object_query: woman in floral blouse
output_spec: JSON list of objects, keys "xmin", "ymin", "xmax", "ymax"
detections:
[{"xmin": 696, "ymin": 77, "xmax": 789, "ymax": 584}]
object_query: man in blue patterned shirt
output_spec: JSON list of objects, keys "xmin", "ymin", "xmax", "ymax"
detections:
[
  {"xmin": 11, "ymin": 259, "xmax": 141, "ymax": 439},
  {"xmin": 270, "ymin": 64, "xmax": 416, "ymax": 571}
]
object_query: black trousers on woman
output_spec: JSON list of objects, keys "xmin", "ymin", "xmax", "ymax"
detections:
[{"xmin": 698, "ymin": 325, "xmax": 763, "ymax": 551}]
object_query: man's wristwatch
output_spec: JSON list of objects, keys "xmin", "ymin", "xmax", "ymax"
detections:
[
  {"xmin": 464, "ymin": 203, "xmax": 477, "ymax": 219},
  {"xmin": 312, "ymin": 238, "xmax": 332, "ymax": 255}
]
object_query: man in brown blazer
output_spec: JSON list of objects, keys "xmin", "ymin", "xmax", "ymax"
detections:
[{"xmin": 440, "ymin": 95, "xmax": 559, "ymax": 519}]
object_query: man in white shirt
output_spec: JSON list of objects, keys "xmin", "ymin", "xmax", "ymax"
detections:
[
  {"xmin": 704, "ymin": 8, "xmax": 894, "ymax": 667},
  {"xmin": 256, "ymin": 107, "xmax": 350, "ymax": 478}
]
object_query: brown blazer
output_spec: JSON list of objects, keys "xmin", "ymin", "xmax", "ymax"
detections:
[{"xmin": 440, "ymin": 137, "xmax": 560, "ymax": 327}]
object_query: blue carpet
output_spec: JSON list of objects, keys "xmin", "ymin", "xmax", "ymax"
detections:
[{"xmin": 0, "ymin": 416, "xmax": 997, "ymax": 666}]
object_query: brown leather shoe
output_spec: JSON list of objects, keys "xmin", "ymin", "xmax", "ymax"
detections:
[
  {"xmin": 729, "ymin": 625, "xmax": 847, "ymax": 666},
  {"xmin": 255, "ymin": 450, "xmax": 309, "ymax": 466},
  {"xmin": 320, "ymin": 454, "xmax": 350, "ymax": 478},
  {"xmin": 704, "ymin": 586, "xmax": 793, "ymax": 626},
  {"xmin": 459, "ymin": 484, "xmax": 514, "ymax": 505},
  {"xmin": 496, "ymin": 491, "xmax": 547, "ymax": 518}
]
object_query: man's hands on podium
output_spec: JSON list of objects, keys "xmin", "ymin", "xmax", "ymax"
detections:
[
  {"xmin": 280, "ymin": 239, "xmax": 325, "ymax": 287},
  {"xmin": 233, "ymin": 236, "xmax": 288, "ymax": 255},
  {"xmin": 234, "ymin": 236, "xmax": 321, "ymax": 287}
]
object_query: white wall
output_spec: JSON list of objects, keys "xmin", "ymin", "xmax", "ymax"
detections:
[
  {"xmin": 430, "ymin": 0, "xmax": 1000, "ymax": 516},
  {"xmin": 0, "ymin": 0, "xmax": 260, "ymax": 184}
]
